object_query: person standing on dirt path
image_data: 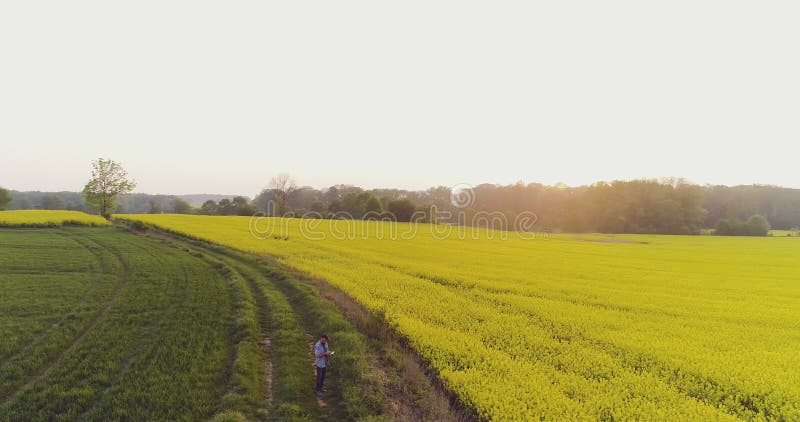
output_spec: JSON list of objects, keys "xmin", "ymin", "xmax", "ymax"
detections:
[{"xmin": 314, "ymin": 333, "xmax": 333, "ymax": 397}]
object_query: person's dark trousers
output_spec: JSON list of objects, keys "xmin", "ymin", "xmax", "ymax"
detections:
[{"xmin": 315, "ymin": 366, "xmax": 326, "ymax": 393}]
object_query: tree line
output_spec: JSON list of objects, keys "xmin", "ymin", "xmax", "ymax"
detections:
[
  {"xmin": 3, "ymin": 163, "xmax": 799, "ymax": 236},
  {"xmin": 250, "ymin": 177, "xmax": 797, "ymax": 235}
]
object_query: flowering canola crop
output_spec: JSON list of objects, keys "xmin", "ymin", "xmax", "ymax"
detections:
[
  {"xmin": 116, "ymin": 214, "xmax": 800, "ymax": 421},
  {"xmin": 0, "ymin": 210, "xmax": 109, "ymax": 227}
]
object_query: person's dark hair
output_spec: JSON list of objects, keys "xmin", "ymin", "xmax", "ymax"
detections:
[{"xmin": 320, "ymin": 333, "xmax": 328, "ymax": 340}]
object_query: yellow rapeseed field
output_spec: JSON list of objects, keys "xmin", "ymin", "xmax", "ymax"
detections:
[
  {"xmin": 116, "ymin": 214, "xmax": 800, "ymax": 421},
  {"xmin": 0, "ymin": 210, "xmax": 109, "ymax": 227}
]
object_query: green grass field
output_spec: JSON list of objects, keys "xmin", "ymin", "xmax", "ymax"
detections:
[
  {"xmin": 0, "ymin": 223, "xmax": 453, "ymax": 421},
  {"xmin": 0, "ymin": 228, "xmax": 232, "ymax": 420}
]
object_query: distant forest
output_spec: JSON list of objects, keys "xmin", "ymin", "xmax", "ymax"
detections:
[
  {"xmin": 5, "ymin": 192, "xmax": 234, "ymax": 215},
  {"xmin": 4, "ymin": 179, "xmax": 800, "ymax": 234}
]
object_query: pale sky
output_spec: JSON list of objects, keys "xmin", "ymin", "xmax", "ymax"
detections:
[{"xmin": 1, "ymin": 1, "xmax": 798, "ymax": 196}]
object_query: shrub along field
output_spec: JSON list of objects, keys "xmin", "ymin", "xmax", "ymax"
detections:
[
  {"xmin": 117, "ymin": 214, "xmax": 800, "ymax": 421},
  {"xmin": 0, "ymin": 210, "xmax": 109, "ymax": 227}
]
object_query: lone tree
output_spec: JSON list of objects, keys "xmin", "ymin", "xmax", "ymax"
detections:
[
  {"xmin": 82, "ymin": 158, "xmax": 136, "ymax": 219},
  {"xmin": 267, "ymin": 173, "xmax": 297, "ymax": 216},
  {"xmin": 0, "ymin": 187, "xmax": 12, "ymax": 210}
]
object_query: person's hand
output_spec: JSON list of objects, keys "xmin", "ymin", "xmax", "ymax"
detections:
[{"xmin": 325, "ymin": 351, "xmax": 333, "ymax": 356}]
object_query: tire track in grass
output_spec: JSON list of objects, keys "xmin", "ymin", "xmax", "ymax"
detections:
[
  {"xmin": 203, "ymin": 254, "xmax": 273, "ymax": 420},
  {"xmin": 223, "ymin": 261, "xmax": 275, "ymax": 420},
  {"xmin": 172, "ymin": 236, "xmax": 348, "ymax": 420},
  {"xmin": 145, "ymin": 230, "xmax": 329, "ymax": 420},
  {"xmin": 175, "ymin": 237, "xmax": 351, "ymax": 420},
  {"xmin": 239, "ymin": 265, "xmax": 274, "ymax": 415},
  {"xmin": 196, "ymin": 246, "xmax": 319, "ymax": 420},
  {"xmin": 225, "ymin": 258, "xmax": 313, "ymax": 421},
  {"xmin": 0, "ymin": 231, "xmax": 129, "ymax": 407},
  {"xmin": 142, "ymin": 234, "xmax": 273, "ymax": 421},
  {"xmin": 254, "ymin": 264, "xmax": 374, "ymax": 421}
]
